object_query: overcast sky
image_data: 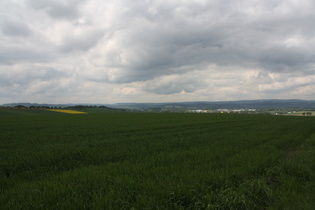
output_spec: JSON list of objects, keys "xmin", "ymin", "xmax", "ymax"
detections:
[{"xmin": 0, "ymin": 0, "xmax": 314, "ymax": 104}]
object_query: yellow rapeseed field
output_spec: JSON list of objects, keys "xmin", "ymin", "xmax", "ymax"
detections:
[{"xmin": 49, "ymin": 109, "xmax": 87, "ymax": 114}]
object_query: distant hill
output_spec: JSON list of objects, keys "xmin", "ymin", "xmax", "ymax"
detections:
[
  {"xmin": 2, "ymin": 99, "xmax": 315, "ymax": 111},
  {"xmin": 1, "ymin": 103, "xmax": 72, "ymax": 108},
  {"xmin": 108, "ymin": 99, "xmax": 315, "ymax": 111}
]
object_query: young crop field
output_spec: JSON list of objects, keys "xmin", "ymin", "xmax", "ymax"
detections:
[{"xmin": 0, "ymin": 113, "xmax": 314, "ymax": 209}]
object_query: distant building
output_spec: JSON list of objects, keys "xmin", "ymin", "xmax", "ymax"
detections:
[{"xmin": 190, "ymin": 110, "xmax": 207, "ymax": 113}]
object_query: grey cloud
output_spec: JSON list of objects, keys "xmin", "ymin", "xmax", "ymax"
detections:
[
  {"xmin": 0, "ymin": 19, "xmax": 32, "ymax": 37},
  {"xmin": 91, "ymin": 0, "xmax": 315, "ymax": 84},
  {"xmin": 145, "ymin": 81, "xmax": 198, "ymax": 95},
  {"xmin": 257, "ymin": 47, "xmax": 314, "ymax": 72},
  {"xmin": 1, "ymin": 0, "xmax": 315, "ymax": 103},
  {"xmin": 0, "ymin": 47, "xmax": 55, "ymax": 65},
  {"xmin": 0, "ymin": 66, "xmax": 65, "ymax": 87},
  {"xmin": 60, "ymin": 29, "xmax": 105, "ymax": 53},
  {"xmin": 143, "ymin": 73, "xmax": 206, "ymax": 95},
  {"xmin": 28, "ymin": 0, "xmax": 85, "ymax": 20}
]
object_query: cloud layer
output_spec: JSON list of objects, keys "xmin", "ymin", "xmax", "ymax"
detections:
[{"xmin": 0, "ymin": 0, "xmax": 314, "ymax": 104}]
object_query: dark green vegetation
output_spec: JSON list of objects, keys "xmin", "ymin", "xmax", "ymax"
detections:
[
  {"xmin": 1, "ymin": 112, "xmax": 314, "ymax": 209},
  {"xmin": 0, "ymin": 106, "xmax": 126, "ymax": 116},
  {"xmin": 65, "ymin": 105, "xmax": 127, "ymax": 113},
  {"xmin": 0, "ymin": 109, "xmax": 63, "ymax": 115}
]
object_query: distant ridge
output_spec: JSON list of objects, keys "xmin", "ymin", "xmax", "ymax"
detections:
[
  {"xmin": 109, "ymin": 99, "xmax": 315, "ymax": 111},
  {"xmin": 1, "ymin": 103, "xmax": 75, "ymax": 108},
  {"xmin": 2, "ymin": 99, "xmax": 314, "ymax": 111}
]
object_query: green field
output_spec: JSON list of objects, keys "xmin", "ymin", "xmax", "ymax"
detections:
[
  {"xmin": 1, "ymin": 111, "xmax": 315, "ymax": 209},
  {"xmin": 287, "ymin": 111, "xmax": 315, "ymax": 116}
]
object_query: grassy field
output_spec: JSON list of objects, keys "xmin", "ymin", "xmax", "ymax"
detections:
[
  {"xmin": 0, "ymin": 111, "xmax": 315, "ymax": 209},
  {"xmin": 286, "ymin": 111, "xmax": 315, "ymax": 116}
]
